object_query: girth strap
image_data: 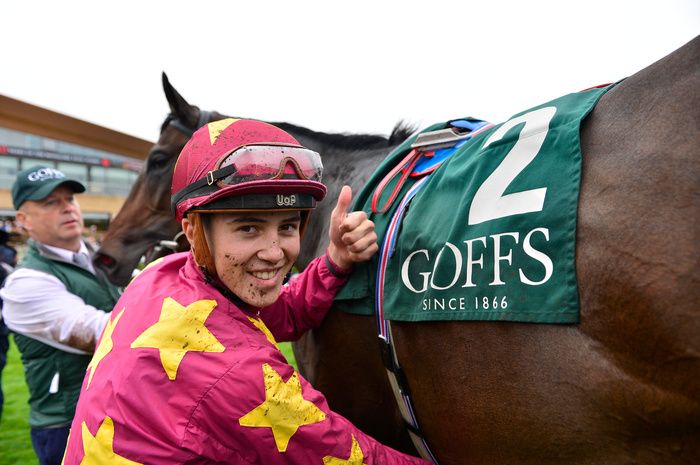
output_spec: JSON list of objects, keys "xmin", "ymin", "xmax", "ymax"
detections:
[{"xmin": 375, "ymin": 175, "xmax": 440, "ymax": 464}]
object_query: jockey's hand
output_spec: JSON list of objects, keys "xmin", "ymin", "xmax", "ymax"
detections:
[{"xmin": 327, "ymin": 185, "xmax": 378, "ymax": 271}]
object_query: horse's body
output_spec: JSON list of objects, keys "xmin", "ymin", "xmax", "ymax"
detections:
[{"xmin": 96, "ymin": 37, "xmax": 699, "ymax": 464}]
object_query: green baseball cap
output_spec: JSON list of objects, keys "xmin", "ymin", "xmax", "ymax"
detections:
[{"xmin": 12, "ymin": 165, "xmax": 86, "ymax": 210}]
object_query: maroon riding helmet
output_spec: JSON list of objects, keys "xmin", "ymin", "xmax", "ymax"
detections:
[{"xmin": 171, "ymin": 118, "xmax": 326, "ymax": 276}]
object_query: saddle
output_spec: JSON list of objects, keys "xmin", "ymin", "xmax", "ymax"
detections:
[{"xmin": 371, "ymin": 118, "xmax": 493, "ymax": 214}]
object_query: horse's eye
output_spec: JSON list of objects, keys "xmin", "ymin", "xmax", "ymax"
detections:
[{"xmin": 147, "ymin": 151, "xmax": 172, "ymax": 172}]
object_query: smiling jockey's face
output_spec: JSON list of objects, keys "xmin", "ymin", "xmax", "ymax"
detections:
[{"xmin": 204, "ymin": 210, "xmax": 301, "ymax": 307}]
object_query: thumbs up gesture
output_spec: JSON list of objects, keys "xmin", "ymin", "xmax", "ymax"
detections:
[{"xmin": 327, "ymin": 185, "xmax": 379, "ymax": 271}]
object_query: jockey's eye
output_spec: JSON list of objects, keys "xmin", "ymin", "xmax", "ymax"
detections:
[{"xmin": 147, "ymin": 150, "xmax": 173, "ymax": 172}]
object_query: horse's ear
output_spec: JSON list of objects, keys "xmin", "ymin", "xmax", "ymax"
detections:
[{"xmin": 162, "ymin": 72, "xmax": 198, "ymax": 126}]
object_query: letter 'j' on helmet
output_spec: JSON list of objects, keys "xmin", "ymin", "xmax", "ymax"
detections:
[{"xmin": 171, "ymin": 118, "xmax": 326, "ymax": 222}]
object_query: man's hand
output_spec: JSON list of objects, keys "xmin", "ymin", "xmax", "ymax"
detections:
[{"xmin": 327, "ymin": 185, "xmax": 378, "ymax": 271}]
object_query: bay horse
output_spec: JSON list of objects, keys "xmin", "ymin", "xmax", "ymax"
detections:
[{"xmin": 96, "ymin": 36, "xmax": 699, "ymax": 464}]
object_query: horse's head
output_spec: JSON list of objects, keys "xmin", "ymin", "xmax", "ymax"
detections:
[
  {"xmin": 96, "ymin": 73, "xmax": 411, "ymax": 286},
  {"xmin": 94, "ymin": 73, "xmax": 225, "ymax": 286}
]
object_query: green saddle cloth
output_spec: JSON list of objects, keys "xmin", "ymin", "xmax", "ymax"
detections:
[{"xmin": 335, "ymin": 84, "xmax": 613, "ymax": 324}]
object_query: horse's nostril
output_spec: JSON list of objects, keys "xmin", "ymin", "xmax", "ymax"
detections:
[{"xmin": 96, "ymin": 254, "xmax": 116, "ymax": 267}]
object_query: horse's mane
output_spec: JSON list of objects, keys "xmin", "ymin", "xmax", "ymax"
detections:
[
  {"xmin": 160, "ymin": 112, "xmax": 416, "ymax": 150},
  {"xmin": 273, "ymin": 121, "xmax": 416, "ymax": 149}
]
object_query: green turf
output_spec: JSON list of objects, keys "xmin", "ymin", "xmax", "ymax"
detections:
[
  {"xmin": 279, "ymin": 341, "xmax": 297, "ymax": 368},
  {"xmin": 0, "ymin": 337, "xmax": 297, "ymax": 465},
  {"xmin": 0, "ymin": 336, "xmax": 37, "ymax": 465}
]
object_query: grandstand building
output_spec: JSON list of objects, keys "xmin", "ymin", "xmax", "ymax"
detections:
[{"xmin": 0, "ymin": 94, "xmax": 152, "ymax": 231}]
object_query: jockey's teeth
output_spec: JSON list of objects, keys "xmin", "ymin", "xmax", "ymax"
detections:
[{"xmin": 252, "ymin": 270, "xmax": 276, "ymax": 280}]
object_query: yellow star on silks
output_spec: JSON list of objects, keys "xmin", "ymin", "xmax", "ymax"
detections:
[
  {"xmin": 323, "ymin": 435, "xmax": 367, "ymax": 465},
  {"xmin": 239, "ymin": 363, "xmax": 326, "ymax": 452},
  {"xmin": 79, "ymin": 416, "xmax": 142, "ymax": 465},
  {"xmin": 130, "ymin": 297, "xmax": 224, "ymax": 380},
  {"xmin": 247, "ymin": 316, "xmax": 279, "ymax": 350},
  {"xmin": 86, "ymin": 309, "xmax": 125, "ymax": 388},
  {"xmin": 207, "ymin": 118, "xmax": 239, "ymax": 144}
]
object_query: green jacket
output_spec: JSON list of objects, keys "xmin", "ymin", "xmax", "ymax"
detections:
[{"xmin": 13, "ymin": 240, "xmax": 120, "ymax": 427}]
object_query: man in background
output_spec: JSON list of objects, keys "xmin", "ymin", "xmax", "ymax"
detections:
[{"xmin": 0, "ymin": 166, "xmax": 120, "ymax": 465}]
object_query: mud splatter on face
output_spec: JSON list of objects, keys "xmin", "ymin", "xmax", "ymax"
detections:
[{"xmin": 208, "ymin": 211, "xmax": 301, "ymax": 307}]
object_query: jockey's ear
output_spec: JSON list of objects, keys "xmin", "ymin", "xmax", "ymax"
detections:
[{"xmin": 181, "ymin": 216, "xmax": 194, "ymax": 248}]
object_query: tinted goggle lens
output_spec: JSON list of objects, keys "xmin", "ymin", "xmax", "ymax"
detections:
[{"xmin": 216, "ymin": 145, "xmax": 322, "ymax": 185}]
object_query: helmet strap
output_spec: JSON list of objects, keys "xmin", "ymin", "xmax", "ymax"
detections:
[
  {"xmin": 200, "ymin": 263, "xmax": 249, "ymax": 309},
  {"xmin": 188, "ymin": 212, "xmax": 218, "ymax": 279}
]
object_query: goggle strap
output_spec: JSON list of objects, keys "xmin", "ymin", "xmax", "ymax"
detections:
[{"xmin": 172, "ymin": 163, "xmax": 239, "ymax": 208}]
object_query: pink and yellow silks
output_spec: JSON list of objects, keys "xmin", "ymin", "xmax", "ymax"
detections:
[{"xmin": 62, "ymin": 251, "xmax": 428, "ymax": 465}]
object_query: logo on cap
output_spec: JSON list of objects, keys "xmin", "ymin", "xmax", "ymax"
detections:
[
  {"xmin": 27, "ymin": 168, "xmax": 66, "ymax": 182},
  {"xmin": 276, "ymin": 194, "xmax": 297, "ymax": 207}
]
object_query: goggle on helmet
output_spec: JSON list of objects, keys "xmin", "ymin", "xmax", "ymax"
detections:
[{"xmin": 171, "ymin": 118, "xmax": 326, "ymax": 222}]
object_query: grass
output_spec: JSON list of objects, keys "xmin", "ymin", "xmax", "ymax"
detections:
[
  {"xmin": 0, "ymin": 337, "xmax": 36, "ymax": 465},
  {"xmin": 279, "ymin": 341, "xmax": 297, "ymax": 368},
  {"xmin": 0, "ymin": 337, "xmax": 297, "ymax": 465}
]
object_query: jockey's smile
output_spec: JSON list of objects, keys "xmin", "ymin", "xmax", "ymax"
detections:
[{"xmin": 185, "ymin": 210, "xmax": 301, "ymax": 307}]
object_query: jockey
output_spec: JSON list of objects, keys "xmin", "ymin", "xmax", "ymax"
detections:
[{"xmin": 62, "ymin": 119, "xmax": 429, "ymax": 464}]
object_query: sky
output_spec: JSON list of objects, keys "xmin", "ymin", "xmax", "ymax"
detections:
[{"xmin": 1, "ymin": 0, "xmax": 698, "ymax": 145}]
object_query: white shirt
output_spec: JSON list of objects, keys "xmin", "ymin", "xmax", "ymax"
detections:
[{"xmin": 0, "ymin": 241, "xmax": 110, "ymax": 354}]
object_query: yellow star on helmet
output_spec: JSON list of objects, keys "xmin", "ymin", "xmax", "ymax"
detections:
[
  {"xmin": 239, "ymin": 363, "xmax": 326, "ymax": 452},
  {"xmin": 207, "ymin": 118, "xmax": 239, "ymax": 145},
  {"xmin": 130, "ymin": 297, "xmax": 224, "ymax": 380},
  {"xmin": 86, "ymin": 309, "xmax": 125, "ymax": 389},
  {"xmin": 323, "ymin": 435, "xmax": 367, "ymax": 465},
  {"xmin": 79, "ymin": 416, "xmax": 142, "ymax": 465}
]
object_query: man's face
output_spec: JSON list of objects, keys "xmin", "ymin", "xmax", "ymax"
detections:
[
  {"xmin": 17, "ymin": 185, "xmax": 84, "ymax": 251},
  {"xmin": 207, "ymin": 210, "xmax": 302, "ymax": 307}
]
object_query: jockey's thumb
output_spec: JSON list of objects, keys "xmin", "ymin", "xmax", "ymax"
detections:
[{"xmin": 331, "ymin": 185, "xmax": 353, "ymax": 232}]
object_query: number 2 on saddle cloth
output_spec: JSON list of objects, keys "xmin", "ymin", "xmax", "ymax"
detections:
[{"xmin": 371, "ymin": 118, "xmax": 493, "ymax": 214}]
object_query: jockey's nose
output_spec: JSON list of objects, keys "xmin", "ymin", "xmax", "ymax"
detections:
[{"xmin": 257, "ymin": 240, "xmax": 284, "ymax": 264}]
